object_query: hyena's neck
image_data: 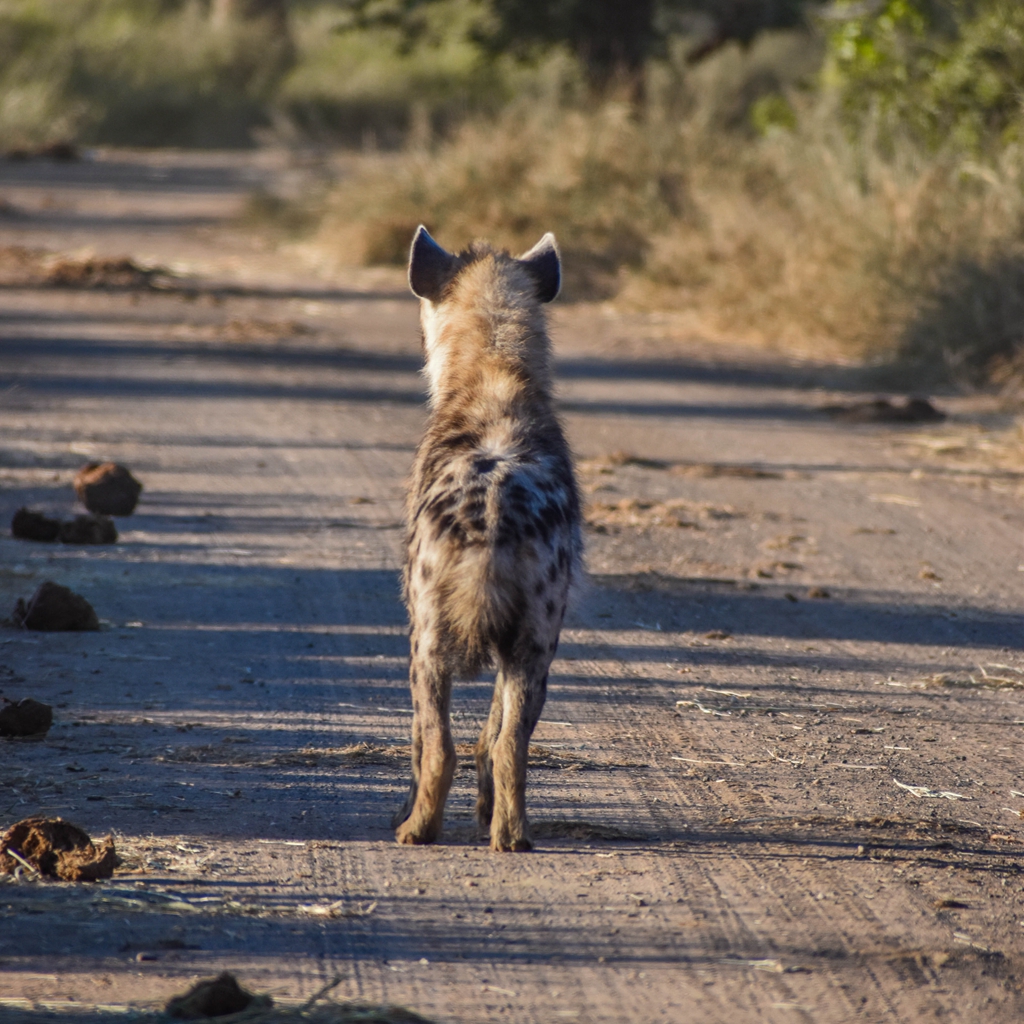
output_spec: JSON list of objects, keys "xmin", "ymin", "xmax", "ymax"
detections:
[{"xmin": 420, "ymin": 263, "xmax": 554, "ymax": 414}]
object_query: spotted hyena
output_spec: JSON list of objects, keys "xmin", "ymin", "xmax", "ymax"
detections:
[{"xmin": 394, "ymin": 226, "xmax": 583, "ymax": 852}]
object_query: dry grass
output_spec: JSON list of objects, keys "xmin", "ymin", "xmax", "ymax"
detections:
[{"xmin": 316, "ymin": 39, "xmax": 1024, "ymax": 381}]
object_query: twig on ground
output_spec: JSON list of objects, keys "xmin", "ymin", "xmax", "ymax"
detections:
[
  {"xmin": 894, "ymin": 779, "xmax": 971, "ymax": 800},
  {"xmin": 766, "ymin": 748, "xmax": 803, "ymax": 767},
  {"xmin": 671, "ymin": 756, "xmax": 745, "ymax": 766}
]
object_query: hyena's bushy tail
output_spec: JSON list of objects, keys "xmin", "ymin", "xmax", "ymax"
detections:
[{"xmin": 441, "ymin": 543, "xmax": 523, "ymax": 670}]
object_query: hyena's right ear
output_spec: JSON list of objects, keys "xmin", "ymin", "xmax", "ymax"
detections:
[{"xmin": 409, "ymin": 226, "xmax": 457, "ymax": 301}]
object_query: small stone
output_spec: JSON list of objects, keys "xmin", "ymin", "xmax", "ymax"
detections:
[{"xmin": 74, "ymin": 462, "xmax": 143, "ymax": 516}]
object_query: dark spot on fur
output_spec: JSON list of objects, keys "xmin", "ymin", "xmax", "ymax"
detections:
[
  {"xmin": 474, "ymin": 456, "xmax": 497, "ymax": 474},
  {"xmin": 545, "ymin": 600, "xmax": 555, "ymax": 617},
  {"xmin": 496, "ymin": 519, "xmax": 521, "ymax": 546},
  {"xmin": 420, "ymin": 564, "xmax": 433, "ymax": 581},
  {"xmin": 440, "ymin": 432, "xmax": 479, "ymax": 451},
  {"xmin": 508, "ymin": 482, "xmax": 530, "ymax": 505},
  {"xmin": 425, "ymin": 492, "xmax": 457, "ymax": 519},
  {"xmin": 534, "ymin": 581, "xmax": 545, "ymax": 596},
  {"xmin": 548, "ymin": 563, "xmax": 558, "ymax": 583},
  {"xmin": 492, "ymin": 596, "xmax": 527, "ymax": 661},
  {"xmin": 540, "ymin": 502, "xmax": 566, "ymax": 529}
]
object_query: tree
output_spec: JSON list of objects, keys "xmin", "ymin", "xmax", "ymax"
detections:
[
  {"xmin": 210, "ymin": 0, "xmax": 290, "ymax": 30},
  {"xmin": 341, "ymin": 0, "xmax": 826, "ymax": 95},
  {"xmin": 479, "ymin": 0, "xmax": 657, "ymax": 92},
  {"xmin": 824, "ymin": 0, "xmax": 1024, "ymax": 153}
]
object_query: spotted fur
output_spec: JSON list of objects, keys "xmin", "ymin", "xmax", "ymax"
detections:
[{"xmin": 394, "ymin": 227, "xmax": 583, "ymax": 852}]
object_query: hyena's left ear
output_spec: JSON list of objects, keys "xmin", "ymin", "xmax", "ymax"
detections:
[
  {"xmin": 409, "ymin": 225, "xmax": 457, "ymax": 301},
  {"xmin": 518, "ymin": 233, "xmax": 561, "ymax": 303}
]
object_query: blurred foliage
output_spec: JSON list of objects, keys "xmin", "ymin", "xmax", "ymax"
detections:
[
  {"xmin": 2, "ymin": 0, "xmax": 1024, "ymax": 382},
  {"xmin": 340, "ymin": 0, "xmax": 824, "ymax": 91},
  {"xmin": 0, "ymin": 0, "xmax": 293, "ymax": 147},
  {"xmin": 824, "ymin": 0, "xmax": 1024, "ymax": 154},
  {"xmin": 0, "ymin": 0, "xmax": 558, "ymax": 148},
  {"xmin": 278, "ymin": 1, "xmax": 539, "ymax": 147}
]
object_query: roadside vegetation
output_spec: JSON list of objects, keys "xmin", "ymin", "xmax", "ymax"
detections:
[{"xmin": 3, "ymin": 0, "xmax": 1024, "ymax": 387}]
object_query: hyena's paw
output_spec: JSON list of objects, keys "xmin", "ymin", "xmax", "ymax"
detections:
[
  {"xmin": 475, "ymin": 790, "xmax": 494, "ymax": 829},
  {"xmin": 395, "ymin": 819, "xmax": 440, "ymax": 846},
  {"xmin": 391, "ymin": 785, "xmax": 417, "ymax": 829},
  {"xmin": 490, "ymin": 820, "xmax": 532, "ymax": 853}
]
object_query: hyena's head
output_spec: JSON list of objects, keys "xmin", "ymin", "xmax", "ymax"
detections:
[{"xmin": 407, "ymin": 226, "xmax": 561, "ymax": 395}]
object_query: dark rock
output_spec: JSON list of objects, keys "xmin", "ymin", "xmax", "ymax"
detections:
[
  {"xmin": 166, "ymin": 972, "xmax": 272, "ymax": 1019},
  {"xmin": 11, "ymin": 508, "xmax": 60, "ymax": 542},
  {"xmin": 0, "ymin": 698, "xmax": 53, "ymax": 737},
  {"xmin": 59, "ymin": 513, "xmax": 117, "ymax": 545},
  {"xmin": 0, "ymin": 817, "xmax": 120, "ymax": 881},
  {"xmin": 12, "ymin": 581, "xmax": 100, "ymax": 631},
  {"xmin": 73, "ymin": 462, "xmax": 143, "ymax": 515}
]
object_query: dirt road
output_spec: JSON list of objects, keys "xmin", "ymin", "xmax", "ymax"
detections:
[{"xmin": 1, "ymin": 150, "xmax": 1023, "ymax": 1023}]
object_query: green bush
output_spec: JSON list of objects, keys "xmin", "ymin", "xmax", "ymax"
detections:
[{"xmin": 824, "ymin": 0, "xmax": 1024, "ymax": 154}]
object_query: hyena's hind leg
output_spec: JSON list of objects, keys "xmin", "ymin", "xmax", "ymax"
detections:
[
  {"xmin": 394, "ymin": 646, "xmax": 456, "ymax": 845},
  {"xmin": 475, "ymin": 673, "xmax": 506, "ymax": 830},
  {"xmin": 391, "ymin": 702, "xmax": 422, "ymax": 829},
  {"xmin": 488, "ymin": 656, "xmax": 550, "ymax": 852}
]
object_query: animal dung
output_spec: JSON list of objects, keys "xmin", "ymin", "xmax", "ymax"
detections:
[
  {"xmin": 73, "ymin": 461, "xmax": 143, "ymax": 515},
  {"xmin": 12, "ymin": 581, "xmax": 100, "ymax": 631},
  {"xmin": 822, "ymin": 397, "xmax": 945, "ymax": 424},
  {"xmin": 10, "ymin": 508, "xmax": 61, "ymax": 542},
  {"xmin": 45, "ymin": 255, "xmax": 157, "ymax": 290},
  {"xmin": 0, "ymin": 698, "xmax": 53, "ymax": 737},
  {"xmin": 58, "ymin": 513, "xmax": 117, "ymax": 545},
  {"xmin": 166, "ymin": 972, "xmax": 272, "ymax": 1019},
  {"xmin": 11, "ymin": 508, "xmax": 117, "ymax": 544},
  {"xmin": 0, "ymin": 817, "xmax": 120, "ymax": 881}
]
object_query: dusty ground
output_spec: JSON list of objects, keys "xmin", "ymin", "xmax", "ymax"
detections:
[{"xmin": 1, "ymin": 149, "xmax": 1024, "ymax": 1024}]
